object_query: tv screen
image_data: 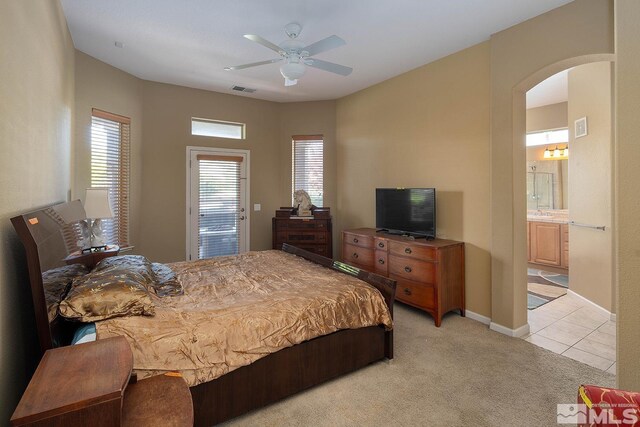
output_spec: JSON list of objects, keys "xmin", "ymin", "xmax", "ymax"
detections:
[{"xmin": 376, "ymin": 188, "xmax": 436, "ymax": 238}]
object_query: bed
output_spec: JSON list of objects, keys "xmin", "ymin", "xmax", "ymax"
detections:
[{"xmin": 11, "ymin": 201, "xmax": 395, "ymax": 426}]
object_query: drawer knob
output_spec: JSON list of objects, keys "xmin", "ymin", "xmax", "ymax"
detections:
[
  {"xmin": 404, "ymin": 266, "xmax": 412, "ymax": 273},
  {"xmin": 405, "ymin": 247, "xmax": 412, "ymax": 254},
  {"xmin": 378, "ymin": 242, "xmax": 385, "ymax": 248},
  {"xmin": 378, "ymin": 258, "xmax": 385, "ymax": 265},
  {"xmin": 353, "ymin": 238, "xmax": 359, "ymax": 243},
  {"xmin": 403, "ymin": 288, "xmax": 412, "ymax": 296},
  {"xmin": 353, "ymin": 253, "xmax": 359, "ymax": 259}
]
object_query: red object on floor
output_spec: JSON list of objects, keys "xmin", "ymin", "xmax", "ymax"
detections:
[{"xmin": 578, "ymin": 384, "xmax": 640, "ymax": 426}]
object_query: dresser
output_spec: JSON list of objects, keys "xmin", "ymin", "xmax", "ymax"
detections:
[
  {"xmin": 272, "ymin": 208, "xmax": 332, "ymax": 258},
  {"xmin": 11, "ymin": 337, "xmax": 193, "ymax": 427},
  {"xmin": 342, "ymin": 228, "xmax": 465, "ymax": 326}
]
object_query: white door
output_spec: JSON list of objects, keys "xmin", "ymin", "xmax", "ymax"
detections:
[{"xmin": 187, "ymin": 147, "xmax": 250, "ymax": 260}]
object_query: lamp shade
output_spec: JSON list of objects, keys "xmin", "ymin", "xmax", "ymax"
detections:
[
  {"xmin": 84, "ymin": 188, "xmax": 114, "ymax": 219},
  {"xmin": 280, "ymin": 62, "xmax": 306, "ymax": 80}
]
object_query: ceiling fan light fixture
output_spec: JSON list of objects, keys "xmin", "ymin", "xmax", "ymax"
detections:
[{"xmin": 280, "ymin": 61, "xmax": 306, "ymax": 81}]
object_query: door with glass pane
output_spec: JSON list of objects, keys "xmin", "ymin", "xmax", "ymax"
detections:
[{"xmin": 187, "ymin": 148, "xmax": 249, "ymax": 260}]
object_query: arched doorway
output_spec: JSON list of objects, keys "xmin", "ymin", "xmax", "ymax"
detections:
[{"xmin": 487, "ymin": 0, "xmax": 615, "ymax": 336}]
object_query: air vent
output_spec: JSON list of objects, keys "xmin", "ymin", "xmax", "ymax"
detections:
[{"xmin": 231, "ymin": 86, "xmax": 256, "ymax": 93}]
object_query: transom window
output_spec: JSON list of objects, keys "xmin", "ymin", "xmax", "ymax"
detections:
[{"xmin": 191, "ymin": 118, "xmax": 245, "ymax": 140}]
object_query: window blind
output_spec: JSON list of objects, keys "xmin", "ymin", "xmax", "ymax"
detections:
[
  {"xmin": 292, "ymin": 135, "xmax": 324, "ymax": 207},
  {"xmin": 90, "ymin": 109, "xmax": 130, "ymax": 248},
  {"xmin": 197, "ymin": 155, "xmax": 242, "ymax": 259}
]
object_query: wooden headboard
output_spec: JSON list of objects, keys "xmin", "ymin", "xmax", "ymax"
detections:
[{"xmin": 11, "ymin": 201, "xmax": 84, "ymax": 354}]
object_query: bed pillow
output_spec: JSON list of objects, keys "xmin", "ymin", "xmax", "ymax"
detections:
[
  {"xmin": 59, "ymin": 266, "xmax": 155, "ymax": 322},
  {"xmin": 41, "ymin": 264, "xmax": 90, "ymax": 322},
  {"xmin": 94, "ymin": 255, "xmax": 157, "ymax": 287},
  {"xmin": 150, "ymin": 263, "xmax": 184, "ymax": 296}
]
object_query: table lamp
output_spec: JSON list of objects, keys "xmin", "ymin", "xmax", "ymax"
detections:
[{"xmin": 83, "ymin": 188, "xmax": 114, "ymax": 251}]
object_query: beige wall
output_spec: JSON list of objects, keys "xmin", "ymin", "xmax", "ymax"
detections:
[
  {"xmin": 336, "ymin": 42, "xmax": 492, "ymax": 318},
  {"xmin": 489, "ymin": 0, "xmax": 614, "ymax": 332},
  {"xmin": 138, "ymin": 82, "xmax": 281, "ymax": 262},
  {"xmin": 74, "ymin": 52, "xmax": 144, "ymax": 248},
  {"xmin": 615, "ymin": 0, "xmax": 640, "ymax": 390},
  {"xmin": 526, "ymin": 102, "xmax": 568, "ymax": 132},
  {"xmin": 72, "ymin": 57, "xmax": 338, "ymax": 263},
  {"xmin": 0, "ymin": 1, "xmax": 75, "ymax": 421},
  {"xmin": 567, "ymin": 62, "xmax": 613, "ymax": 312},
  {"xmin": 279, "ymin": 101, "xmax": 337, "ymax": 253}
]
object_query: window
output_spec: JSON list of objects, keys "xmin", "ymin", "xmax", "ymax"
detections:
[
  {"xmin": 191, "ymin": 118, "xmax": 245, "ymax": 139},
  {"xmin": 526, "ymin": 128, "xmax": 569, "ymax": 146},
  {"xmin": 90, "ymin": 109, "xmax": 130, "ymax": 247},
  {"xmin": 292, "ymin": 135, "xmax": 323, "ymax": 207}
]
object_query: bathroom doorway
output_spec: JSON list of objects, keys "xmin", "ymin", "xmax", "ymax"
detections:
[{"xmin": 522, "ymin": 63, "xmax": 616, "ymax": 375}]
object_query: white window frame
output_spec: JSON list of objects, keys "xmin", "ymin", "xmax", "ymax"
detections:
[
  {"xmin": 292, "ymin": 136, "xmax": 324, "ymax": 207},
  {"xmin": 185, "ymin": 146, "xmax": 251, "ymax": 260},
  {"xmin": 191, "ymin": 117, "xmax": 246, "ymax": 140}
]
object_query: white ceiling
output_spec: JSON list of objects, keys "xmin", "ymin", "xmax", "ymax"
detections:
[
  {"xmin": 526, "ymin": 69, "xmax": 569, "ymax": 109},
  {"xmin": 61, "ymin": 0, "xmax": 573, "ymax": 103}
]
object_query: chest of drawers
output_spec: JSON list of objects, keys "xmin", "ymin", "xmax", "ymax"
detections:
[
  {"xmin": 342, "ymin": 228, "xmax": 465, "ymax": 326},
  {"xmin": 273, "ymin": 216, "xmax": 333, "ymax": 258}
]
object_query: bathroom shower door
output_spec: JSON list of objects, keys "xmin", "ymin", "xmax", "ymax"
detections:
[{"xmin": 527, "ymin": 172, "xmax": 554, "ymax": 210}]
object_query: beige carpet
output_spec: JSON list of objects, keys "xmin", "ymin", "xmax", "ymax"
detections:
[{"xmin": 223, "ymin": 305, "xmax": 615, "ymax": 426}]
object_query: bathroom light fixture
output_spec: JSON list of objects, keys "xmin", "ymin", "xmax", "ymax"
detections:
[{"xmin": 543, "ymin": 145, "xmax": 569, "ymax": 160}]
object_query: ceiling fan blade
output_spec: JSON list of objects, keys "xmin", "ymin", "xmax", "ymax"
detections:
[
  {"xmin": 244, "ymin": 34, "xmax": 285, "ymax": 55},
  {"xmin": 307, "ymin": 58, "xmax": 353, "ymax": 76},
  {"xmin": 224, "ymin": 58, "xmax": 282, "ymax": 71},
  {"xmin": 303, "ymin": 35, "xmax": 346, "ymax": 57}
]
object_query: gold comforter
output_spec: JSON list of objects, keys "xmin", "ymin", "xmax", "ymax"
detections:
[{"xmin": 96, "ymin": 250, "xmax": 393, "ymax": 386}]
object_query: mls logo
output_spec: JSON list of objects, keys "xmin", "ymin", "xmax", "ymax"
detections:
[{"xmin": 557, "ymin": 404, "xmax": 588, "ymax": 424}]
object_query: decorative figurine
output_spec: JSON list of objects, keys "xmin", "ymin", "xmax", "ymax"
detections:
[{"xmin": 293, "ymin": 190, "xmax": 313, "ymax": 216}]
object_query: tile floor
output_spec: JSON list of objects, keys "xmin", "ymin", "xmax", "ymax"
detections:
[{"xmin": 523, "ymin": 292, "xmax": 616, "ymax": 374}]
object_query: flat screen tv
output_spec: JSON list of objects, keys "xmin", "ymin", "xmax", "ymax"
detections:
[{"xmin": 376, "ymin": 188, "xmax": 436, "ymax": 238}]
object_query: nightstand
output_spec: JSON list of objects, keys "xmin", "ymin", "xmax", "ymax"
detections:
[
  {"xmin": 11, "ymin": 336, "xmax": 193, "ymax": 427},
  {"xmin": 64, "ymin": 245, "xmax": 120, "ymax": 269}
]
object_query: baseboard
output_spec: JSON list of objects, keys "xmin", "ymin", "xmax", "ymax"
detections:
[
  {"xmin": 490, "ymin": 321, "xmax": 530, "ymax": 338},
  {"xmin": 566, "ymin": 290, "xmax": 612, "ymax": 319},
  {"xmin": 466, "ymin": 310, "xmax": 491, "ymax": 325},
  {"xmin": 610, "ymin": 313, "xmax": 617, "ymax": 322}
]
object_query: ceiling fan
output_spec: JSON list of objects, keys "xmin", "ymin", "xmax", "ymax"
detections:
[{"xmin": 224, "ymin": 23, "xmax": 352, "ymax": 87}]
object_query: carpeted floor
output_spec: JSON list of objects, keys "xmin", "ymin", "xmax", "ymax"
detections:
[{"xmin": 224, "ymin": 304, "xmax": 615, "ymax": 427}]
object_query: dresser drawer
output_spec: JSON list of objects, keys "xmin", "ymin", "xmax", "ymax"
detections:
[
  {"xmin": 391, "ymin": 275, "xmax": 435, "ymax": 310},
  {"xmin": 389, "ymin": 255, "xmax": 435, "ymax": 284},
  {"xmin": 389, "ymin": 241, "xmax": 436, "ymax": 261},
  {"xmin": 343, "ymin": 243, "xmax": 374, "ymax": 268},
  {"xmin": 374, "ymin": 250, "xmax": 388, "ymax": 275},
  {"xmin": 343, "ymin": 232, "xmax": 373, "ymax": 249},
  {"xmin": 278, "ymin": 219, "xmax": 329, "ymax": 230},
  {"xmin": 277, "ymin": 231, "xmax": 327, "ymax": 244},
  {"xmin": 374, "ymin": 238, "xmax": 389, "ymax": 251}
]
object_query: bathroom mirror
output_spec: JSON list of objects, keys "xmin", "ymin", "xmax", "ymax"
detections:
[{"xmin": 526, "ymin": 159, "xmax": 568, "ymax": 210}]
